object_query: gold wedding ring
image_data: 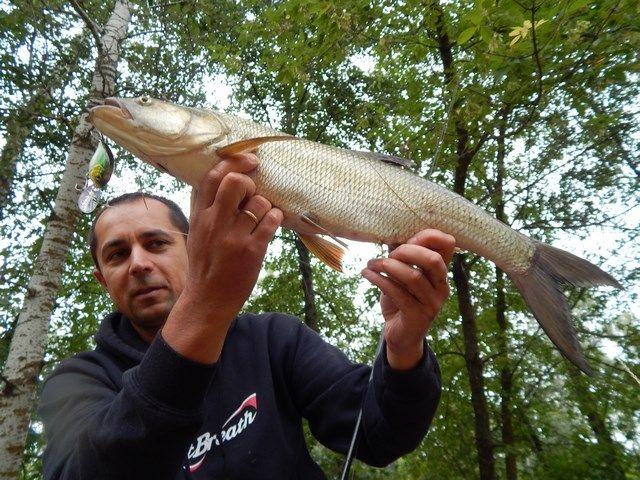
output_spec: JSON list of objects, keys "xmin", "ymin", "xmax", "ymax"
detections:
[{"xmin": 240, "ymin": 209, "xmax": 259, "ymax": 226}]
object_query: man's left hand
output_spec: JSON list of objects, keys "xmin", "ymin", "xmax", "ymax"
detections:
[{"xmin": 362, "ymin": 229, "xmax": 456, "ymax": 371}]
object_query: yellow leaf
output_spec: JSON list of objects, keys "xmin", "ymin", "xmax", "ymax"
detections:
[
  {"xmin": 509, "ymin": 27, "xmax": 521, "ymax": 37},
  {"xmin": 523, "ymin": 20, "xmax": 532, "ymax": 29},
  {"xmin": 510, "ymin": 35, "xmax": 521, "ymax": 46}
]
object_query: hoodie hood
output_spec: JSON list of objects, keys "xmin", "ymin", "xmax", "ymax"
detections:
[{"xmin": 95, "ymin": 312, "xmax": 150, "ymax": 368}]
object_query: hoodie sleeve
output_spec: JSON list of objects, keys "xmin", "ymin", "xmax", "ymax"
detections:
[
  {"xmin": 38, "ymin": 334, "xmax": 217, "ymax": 480},
  {"xmin": 286, "ymin": 317, "xmax": 441, "ymax": 467}
]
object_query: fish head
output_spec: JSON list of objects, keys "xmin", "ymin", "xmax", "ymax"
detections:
[{"xmin": 89, "ymin": 96, "xmax": 229, "ymax": 183}]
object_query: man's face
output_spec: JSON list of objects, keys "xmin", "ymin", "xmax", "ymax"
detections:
[{"xmin": 93, "ymin": 199, "xmax": 188, "ymax": 339}]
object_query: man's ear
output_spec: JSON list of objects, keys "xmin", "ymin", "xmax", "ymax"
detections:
[{"xmin": 93, "ymin": 268, "xmax": 107, "ymax": 290}]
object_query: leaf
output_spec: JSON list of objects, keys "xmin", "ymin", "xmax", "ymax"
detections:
[
  {"xmin": 568, "ymin": 0, "xmax": 590, "ymax": 13},
  {"xmin": 458, "ymin": 27, "xmax": 477, "ymax": 44},
  {"xmin": 468, "ymin": 10, "xmax": 484, "ymax": 25},
  {"xmin": 480, "ymin": 26, "xmax": 493, "ymax": 43}
]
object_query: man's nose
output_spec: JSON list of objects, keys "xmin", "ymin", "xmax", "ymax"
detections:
[{"xmin": 128, "ymin": 246, "xmax": 154, "ymax": 276}]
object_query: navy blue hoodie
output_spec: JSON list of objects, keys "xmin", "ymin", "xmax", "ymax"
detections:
[{"xmin": 38, "ymin": 312, "xmax": 441, "ymax": 479}]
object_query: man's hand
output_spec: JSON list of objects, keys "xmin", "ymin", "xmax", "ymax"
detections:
[
  {"xmin": 162, "ymin": 153, "xmax": 282, "ymax": 363},
  {"xmin": 362, "ymin": 229, "xmax": 455, "ymax": 371}
]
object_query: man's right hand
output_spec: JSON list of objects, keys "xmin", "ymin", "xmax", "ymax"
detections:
[{"xmin": 162, "ymin": 153, "xmax": 283, "ymax": 364}]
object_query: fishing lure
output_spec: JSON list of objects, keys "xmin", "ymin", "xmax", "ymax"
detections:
[{"xmin": 78, "ymin": 138, "xmax": 115, "ymax": 213}]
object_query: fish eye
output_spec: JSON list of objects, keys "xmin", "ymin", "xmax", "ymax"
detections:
[{"xmin": 139, "ymin": 95, "xmax": 150, "ymax": 105}]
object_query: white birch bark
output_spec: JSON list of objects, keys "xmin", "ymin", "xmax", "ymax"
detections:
[{"xmin": 0, "ymin": 2, "xmax": 131, "ymax": 476}]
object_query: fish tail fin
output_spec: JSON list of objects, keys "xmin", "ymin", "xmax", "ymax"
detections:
[{"xmin": 508, "ymin": 243, "xmax": 622, "ymax": 376}]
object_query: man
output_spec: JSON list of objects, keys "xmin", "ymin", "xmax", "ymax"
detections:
[{"xmin": 39, "ymin": 153, "xmax": 455, "ymax": 479}]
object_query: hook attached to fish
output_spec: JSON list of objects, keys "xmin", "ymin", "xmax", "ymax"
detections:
[{"xmin": 77, "ymin": 134, "xmax": 115, "ymax": 213}]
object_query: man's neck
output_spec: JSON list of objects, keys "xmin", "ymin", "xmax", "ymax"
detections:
[{"xmin": 129, "ymin": 321, "xmax": 161, "ymax": 344}]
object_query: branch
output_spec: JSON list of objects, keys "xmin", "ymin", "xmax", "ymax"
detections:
[{"xmin": 69, "ymin": 0, "xmax": 103, "ymax": 55}]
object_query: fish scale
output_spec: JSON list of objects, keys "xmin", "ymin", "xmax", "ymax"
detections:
[
  {"xmin": 89, "ymin": 96, "xmax": 623, "ymax": 375},
  {"xmin": 219, "ymin": 112, "xmax": 534, "ymax": 273}
]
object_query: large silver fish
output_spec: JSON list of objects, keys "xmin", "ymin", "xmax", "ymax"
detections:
[{"xmin": 89, "ymin": 96, "xmax": 622, "ymax": 375}]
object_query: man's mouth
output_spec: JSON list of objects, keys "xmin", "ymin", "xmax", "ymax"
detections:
[{"xmin": 132, "ymin": 286, "xmax": 165, "ymax": 298}]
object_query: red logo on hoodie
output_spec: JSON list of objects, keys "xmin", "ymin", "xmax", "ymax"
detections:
[{"xmin": 187, "ymin": 393, "xmax": 258, "ymax": 472}]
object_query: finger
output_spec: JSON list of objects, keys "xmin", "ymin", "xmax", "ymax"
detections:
[
  {"xmin": 252, "ymin": 208, "xmax": 283, "ymax": 243},
  {"xmin": 235, "ymin": 195, "xmax": 272, "ymax": 232},
  {"xmin": 389, "ymin": 244, "xmax": 450, "ymax": 292},
  {"xmin": 367, "ymin": 257, "xmax": 437, "ymax": 305},
  {"xmin": 361, "ymin": 268, "xmax": 422, "ymax": 316},
  {"xmin": 406, "ymin": 229, "xmax": 456, "ymax": 265},
  {"xmin": 194, "ymin": 156, "xmax": 258, "ymax": 211},
  {"xmin": 213, "ymin": 172, "xmax": 257, "ymax": 216}
]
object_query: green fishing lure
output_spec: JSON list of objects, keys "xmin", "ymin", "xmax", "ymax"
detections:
[{"xmin": 78, "ymin": 139, "xmax": 115, "ymax": 213}]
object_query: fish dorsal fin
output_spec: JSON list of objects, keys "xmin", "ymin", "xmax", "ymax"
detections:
[
  {"xmin": 217, "ymin": 136, "xmax": 298, "ymax": 156},
  {"xmin": 353, "ymin": 150, "xmax": 414, "ymax": 169},
  {"xmin": 298, "ymin": 233, "xmax": 345, "ymax": 272}
]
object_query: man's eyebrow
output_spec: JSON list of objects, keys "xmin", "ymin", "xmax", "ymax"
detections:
[{"xmin": 139, "ymin": 229, "xmax": 173, "ymax": 240}]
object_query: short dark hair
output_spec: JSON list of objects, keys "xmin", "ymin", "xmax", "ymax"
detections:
[{"xmin": 89, "ymin": 192, "xmax": 189, "ymax": 269}]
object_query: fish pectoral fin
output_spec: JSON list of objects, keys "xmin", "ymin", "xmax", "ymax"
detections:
[
  {"xmin": 217, "ymin": 136, "xmax": 299, "ymax": 157},
  {"xmin": 354, "ymin": 150, "xmax": 415, "ymax": 169},
  {"xmin": 300, "ymin": 214, "xmax": 348, "ymax": 248},
  {"xmin": 298, "ymin": 233, "xmax": 346, "ymax": 273}
]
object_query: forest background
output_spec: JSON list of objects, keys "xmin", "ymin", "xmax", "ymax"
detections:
[{"xmin": 0, "ymin": 0, "xmax": 638, "ymax": 479}]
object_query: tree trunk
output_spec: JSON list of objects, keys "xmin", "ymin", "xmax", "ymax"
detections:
[
  {"xmin": 430, "ymin": 1, "xmax": 496, "ymax": 477},
  {"xmin": 567, "ymin": 368, "xmax": 626, "ymax": 479},
  {"xmin": 0, "ymin": 2, "xmax": 131, "ymax": 476},
  {"xmin": 452, "ymin": 257, "xmax": 496, "ymax": 480},
  {"xmin": 294, "ymin": 237, "xmax": 319, "ymax": 332},
  {"xmin": 0, "ymin": 92, "xmax": 50, "ymax": 221},
  {"xmin": 494, "ymin": 118, "xmax": 518, "ymax": 480}
]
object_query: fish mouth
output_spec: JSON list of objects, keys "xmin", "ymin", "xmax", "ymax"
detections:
[
  {"xmin": 89, "ymin": 97, "xmax": 133, "ymax": 122},
  {"xmin": 104, "ymin": 97, "xmax": 133, "ymax": 119}
]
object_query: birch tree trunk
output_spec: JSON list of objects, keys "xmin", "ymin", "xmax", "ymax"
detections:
[{"xmin": 0, "ymin": 2, "xmax": 131, "ymax": 476}]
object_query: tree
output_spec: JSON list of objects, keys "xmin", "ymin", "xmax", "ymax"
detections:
[{"xmin": 0, "ymin": 1, "xmax": 132, "ymax": 475}]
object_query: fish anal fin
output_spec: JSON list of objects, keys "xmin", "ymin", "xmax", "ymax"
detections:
[
  {"xmin": 298, "ymin": 233, "xmax": 345, "ymax": 272},
  {"xmin": 217, "ymin": 136, "xmax": 298, "ymax": 157},
  {"xmin": 300, "ymin": 214, "xmax": 348, "ymax": 248}
]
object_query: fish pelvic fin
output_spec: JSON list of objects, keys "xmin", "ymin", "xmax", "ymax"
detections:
[
  {"xmin": 509, "ymin": 243, "xmax": 622, "ymax": 376},
  {"xmin": 217, "ymin": 136, "xmax": 298, "ymax": 157},
  {"xmin": 298, "ymin": 233, "xmax": 345, "ymax": 272}
]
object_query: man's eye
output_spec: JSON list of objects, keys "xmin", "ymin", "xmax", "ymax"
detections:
[
  {"xmin": 149, "ymin": 240, "xmax": 167, "ymax": 248},
  {"xmin": 108, "ymin": 250, "xmax": 127, "ymax": 261}
]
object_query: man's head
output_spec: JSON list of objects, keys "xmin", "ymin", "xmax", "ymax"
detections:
[{"xmin": 90, "ymin": 193, "xmax": 189, "ymax": 340}]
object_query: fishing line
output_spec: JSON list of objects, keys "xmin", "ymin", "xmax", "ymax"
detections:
[
  {"xmin": 340, "ymin": 85, "xmax": 457, "ymax": 479},
  {"xmin": 361, "ymin": 83, "xmax": 459, "ymax": 230},
  {"xmin": 428, "ymin": 83, "xmax": 458, "ymax": 178},
  {"xmin": 340, "ymin": 327, "xmax": 385, "ymax": 480}
]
